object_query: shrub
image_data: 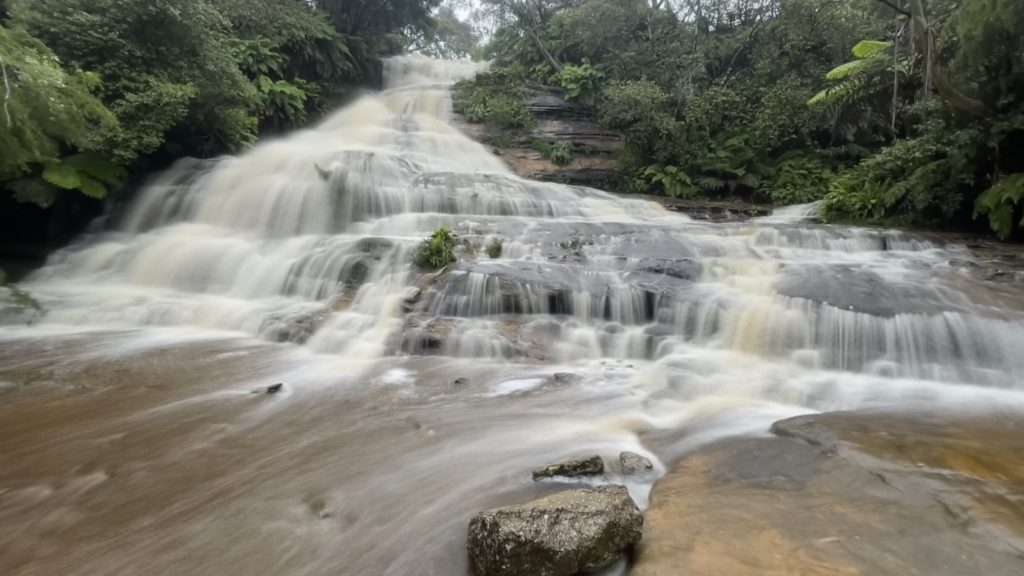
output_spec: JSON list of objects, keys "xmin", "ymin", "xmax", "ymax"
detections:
[
  {"xmin": 763, "ymin": 153, "xmax": 835, "ymax": 206},
  {"xmin": 533, "ymin": 140, "xmax": 575, "ymax": 166},
  {"xmin": 485, "ymin": 238, "xmax": 504, "ymax": 259},
  {"xmin": 413, "ymin": 226, "xmax": 458, "ymax": 270}
]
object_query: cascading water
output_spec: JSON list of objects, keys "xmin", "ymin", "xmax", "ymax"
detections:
[{"xmin": 3, "ymin": 55, "xmax": 1024, "ymax": 576}]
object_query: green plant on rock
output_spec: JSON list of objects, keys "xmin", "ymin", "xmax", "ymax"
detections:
[
  {"xmin": 485, "ymin": 238, "xmax": 504, "ymax": 259},
  {"xmin": 413, "ymin": 226, "xmax": 457, "ymax": 270},
  {"xmin": 453, "ymin": 69, "xmax": 534, "ymax": 130},
  {"xmin": 555, "ymin": 62, "xmax": 604, "ymax": 107},
  {"xmin": 533, "ymin": 140, "xmax": 575, "ymax": 166}
]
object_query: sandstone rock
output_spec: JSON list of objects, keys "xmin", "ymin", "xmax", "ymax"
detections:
[
  {"xmin": 633, "ymin": 411, "xmax": 1024, "ymax": 576},
  {"xmin": 619, "ymin": 451, "xmax": 653, "ymax": 475},
  {"xmin": 533, "ymin": 455, "xmax": 604, "ymax": 480},
  {"xmin": 467, "ymin": 485, "xmax": 643, "ymax": 576}
]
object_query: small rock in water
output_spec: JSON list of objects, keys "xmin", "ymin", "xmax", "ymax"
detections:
[
  {"xmin": 454, "ymin": 377, "xmax": 470, "ymax": 386},
  {"xmin": 467, "ymin": 485, "xmax": 643, "ymax": 576},
  {"xmin": 533, "ymin": 455, "xmax": 604, "ymax": 480},
  {"xmin": 552, "ymin": 372, "xmax": 579, "ymax": 383},
  {"xmin": 619, "ymin": 451, "xmax": 654, "ymax": 475},
  {"xmin": 266, "ymin": 383, "xmax": 284, "ymax": 394}
]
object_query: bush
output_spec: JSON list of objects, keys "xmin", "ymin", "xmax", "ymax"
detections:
[
  {"xmin": 413, "ymin": 226, "xmax": 458, "ymax": 269},
  {"xmin": 554, "ymin": 62, "xmax": 604, "ymax": 107},
  {"xmin": 763, "ymin": 153, "xmax": 835, "ymax": 206},
  {"xmin": 485, "ymin": 238, "xmax": 504, "ymax": 259},
  {"xmin": 453, "ymin": 68, "xmax": 534, "ymax": 129},
  {"xmin": 533, "ymin": 140, "xmax": 575, "ymax": 166},
  {"xmin": 821, "ymin": 123, "xmax": 978, "ymax": 226}
]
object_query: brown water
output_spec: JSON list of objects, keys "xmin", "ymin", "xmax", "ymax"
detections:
[{"xmin": 2, "ymin": 56, "xmax": 1024, "ymax": 575}]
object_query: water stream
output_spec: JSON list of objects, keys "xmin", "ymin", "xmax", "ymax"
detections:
[{"xmin": 2, "ymin": 55, "xmax": 1024, "ymax": 576}]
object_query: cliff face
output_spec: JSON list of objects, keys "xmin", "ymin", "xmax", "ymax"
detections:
[{"xmin": 454, "ymin": 85, "xmax": 625, "ymax": 190}]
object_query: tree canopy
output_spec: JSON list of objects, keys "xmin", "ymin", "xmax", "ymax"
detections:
[
  {"xmin": 0, "ymin": 0, "xmax": 442, "ymax": 213},
  {"xmin": 460, "ymin": 0, "xmax": 1024, "ymax": 238}
]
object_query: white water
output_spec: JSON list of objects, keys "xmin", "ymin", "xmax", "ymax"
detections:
[{"xmin": 3, "ymin": 55, "xmax": 1024, "ymax": 576}]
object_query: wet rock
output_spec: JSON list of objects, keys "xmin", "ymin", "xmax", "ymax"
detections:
[
  {"xmin": 634, "ymin": 410, "xmax": 1024, "ymax": 576},
  {"xmin": 266, "ymin": 383, "xmax": 284, "ymax": 394},
  {"xmin": 400, "ymin": 318, "xmax": 454, "ymax": 354},
  {"xmin": 632, "ymin": 257, "xmax": 702, "ymax": 281},
  {"xmin": 467, "ymin": 485, "xmax": 643, "ymax": 576},
  {"xmin": 533, "ymin": 456, "xmax": 604, "ymax": 480},
  {"xmin": 552, "ymin": 372, "xmax": 579, "ymax": 384},
  {"xmin": 776, "ymin": 265, "xmax": 960, "ymax": 317},
  {"xmin": 454, "ymin": 377, "xmax": 470, "ymax": 386},
  {"xmin": 619, "ymin": 451, "xmax": 653, "ymax": 475}
]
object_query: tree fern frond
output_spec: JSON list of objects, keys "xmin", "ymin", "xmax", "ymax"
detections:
[
  {"xmin": 851, "ymin": 40, "xmax": 893, "ymax": 59},
  {"xmin": 825, "ymin": 57, "xmax": 886, "ymax": 81}
]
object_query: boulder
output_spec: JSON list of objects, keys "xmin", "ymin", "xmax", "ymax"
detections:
[
  {"xmin": 533, "ymin": 456, "xmax": 604, "ymax": 480},
  {"xmin": 467, "ymin": 485, "xmax": 643, "ymax": 576},
  {"xmin": 619, "ymin": 451, "xmax": 653, "ymax": 475}
]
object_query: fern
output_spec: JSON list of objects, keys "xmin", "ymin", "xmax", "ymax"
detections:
[
  {"xmin": 826, "ymin": 59, "xmax": 880, "ymax": 81},
  {"xmin": 851, "ymin": 40, "xmax": 893, "ymax": 59},
  {"xmin": 975, "ymin": 174, "xmax": 1024, "ymax": 239},
  {"xmin": 643, "ymin": 165, "xmax": 695, "ymax": 198},
  {"xmin": 809, "ymin": 39, "xmax": 897, "ymax": 106}
]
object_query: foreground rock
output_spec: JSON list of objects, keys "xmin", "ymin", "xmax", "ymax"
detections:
[
  {"xmin": 468, "ymin": 485, "xmax": 643, "ymax": 576},
  {"xmin": 532, "ymin": 455, "xmax": 604, "ymax": 480},
  {"xmin": 634, "ymin": 410, "xmax": 1024, "ymax": 576}
]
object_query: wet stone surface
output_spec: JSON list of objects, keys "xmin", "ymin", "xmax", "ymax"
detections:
[
  {"xmin": 634, "ymin": 410, "xmax": 1024, "ymax": 576},
  {"xmin": 533, "ymin": 456, "xmax": 605, "ymax": 480},
  {"xmin": 467, "ymin": 485, "xmax": 642, "ymax": 576}
]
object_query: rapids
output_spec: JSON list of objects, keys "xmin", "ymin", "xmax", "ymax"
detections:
[{"xmin": 2, "ymin": 55, "xmax": 1024, "ymax": 575}]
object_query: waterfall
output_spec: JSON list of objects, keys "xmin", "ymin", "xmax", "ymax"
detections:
[{"xmin": 17, "ymin": 54, "xmax": 1024, "ymax": 388}]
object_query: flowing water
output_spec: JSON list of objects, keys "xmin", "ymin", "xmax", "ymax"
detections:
[{"xmin": 2, "ymin": 55, "xmax": 1024, "ymax": 575}]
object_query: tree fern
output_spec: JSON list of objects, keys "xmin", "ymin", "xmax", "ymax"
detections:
[
  {"xmin": 851, "ymin": 40, "xmax": 893, "ymax": 59},
  {"xmin": 975, "ymin": 174, "xmax": 1024, "ymax": 239}
]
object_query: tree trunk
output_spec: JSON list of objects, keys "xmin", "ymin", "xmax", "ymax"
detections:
[
  {"xmin": 906, "ymin": 0, "xmax": 989, "ymax": 116},
  {"xmin": 524, "ymin": 25, "xmax": 562, "ymax": 72}
]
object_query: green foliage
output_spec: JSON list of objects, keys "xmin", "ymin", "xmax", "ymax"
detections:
[
  {"xmin": 0, "ymin": 268, "xmax": 42, "ymax": 313},
  {"xmin": 12, "ymin": 0, "xmax": 260, "ymax": 160},
  {"xmin": 533, "ymin": 140, "xmax": 575, "ymax": 165},
  {"xmin": 485, "ymin": 238, "xmax": 504, "ymax": 259},
  {"xmin": 763, "ymin": 153, "xmax": 835, "ymax": 205},
  {"xmin": 2, "ymin": 0, "xmax": 437, "ymax": 225},
  {"xmin": 410, "ymin": 4, "xmax": 480, "ymax": 59},
  {"xmin": 640, "ymin": 165, "xmax": 694, "ymax": 199},
  {"xmin": 808, "ymin": 40, "xmax": 898, "ymax": 107},
  {"xmin": 554, "ymin": 62, "xmax": 603, "ymax": 107},
  {"xmin": 413, "ymin": 226, "xmax": 458, "ymax": 269},
  {"xmin": 821, "ymin": 120, "xmax": 979, "ymax": 225},
  {"xmin": 454, "ymin": 70, "xmax": 534, "ymax": 129},
  {"xmin": 975, "ymin": 174, "xmax": 1024, "ymax": 239},
  {"xmin": 39, "ymin": 153, "xmax": 125, "ymax": 200},
  {"xmin": 0, "ymin": 24, "xmax": 117, "ymax": 181}
]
